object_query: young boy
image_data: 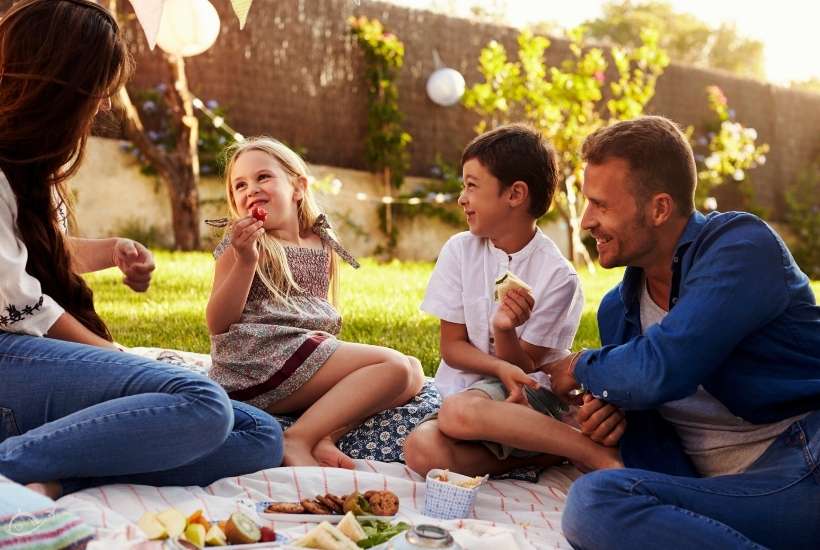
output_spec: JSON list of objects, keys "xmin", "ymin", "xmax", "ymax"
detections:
[{"xmin": 404, "ymin": 124, "xmax": 621, "ymax": 476}]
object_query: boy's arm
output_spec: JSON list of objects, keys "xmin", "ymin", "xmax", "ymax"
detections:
[
  {"xmin": 491, "ymin": 287, "xmax": 557, "ymax": 372},
  {"xmin": 441, "ymin": 319, "xmax": 539, "ymax": 402}
]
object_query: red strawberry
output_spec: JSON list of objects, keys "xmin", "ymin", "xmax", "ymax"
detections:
[
  {"xmin": 251, "ymin": 206, "xmax": 267, "ymax": 222},
  {"xmin": 259, "ymin": 526, "xmax": 276, "ymax": 542}
]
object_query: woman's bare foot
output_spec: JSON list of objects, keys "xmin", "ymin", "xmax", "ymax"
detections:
[
  {"xmin": 282, "ymin": 433, "xmax": 320, "ymax": 467},
  {"xmin": 313, "ymin": 437, "xmax": 355, "ymax": 469},
  {"xmin": 25, "ymin": 481, "xmax": 62, "ymax": 500}
]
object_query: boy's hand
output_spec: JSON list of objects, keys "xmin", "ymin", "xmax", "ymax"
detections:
[
  {"xmin": 231, "ymin": 216, "xmax": 265, "ymax": 265},
  {"xmin": 577, "ymin": 394, "xmax": 626, "ymax": 447},
  {"xmin": 491, "ymin": 288, "xmax": 535, "ymax": 333},
  {"xmin": 496, "ymin": 361, "xmax": 539, "ymax": 405}
]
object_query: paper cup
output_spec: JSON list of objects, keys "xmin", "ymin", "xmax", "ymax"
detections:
[{"xmin": 423, "ymin": 469, "xmax": 487, "ymax": 520}]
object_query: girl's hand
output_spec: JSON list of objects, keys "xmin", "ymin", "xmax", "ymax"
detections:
[
  {"xmin": 496, "ymin": 361, "xmax": 539, "ymax": 405},
  {"xmin": 577, "ymin": 394, "xmax": 626, "ymax": 447},
  {"xmin": 491, "ymin": 288, "xmax": 534, "ymax": 333},
  {"xmin": 231, "ymin": 216, "xmax": 265, "ymax": 265}
]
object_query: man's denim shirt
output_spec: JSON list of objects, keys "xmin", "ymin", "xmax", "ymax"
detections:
[{"xmin": 574, "ymin": 211, "xmax": 820, "ymax": 476}]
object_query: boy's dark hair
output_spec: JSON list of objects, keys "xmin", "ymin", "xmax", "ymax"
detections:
[
  {"xmin": 461, "ymin": 123, "xmax": 559, "ymax": 218},
  {"xmin": 582, "ymin": 116, "xmax": 697, "ymax": 216}
]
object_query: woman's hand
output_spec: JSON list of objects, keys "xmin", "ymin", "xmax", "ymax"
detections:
[
  {"xmin": 231, "ymin": 217, "xmax": 265, "ymax": 265},
  {"xmin": 112, "ymin": 239, "xmax": 155, "ymax": 292},
  {"xmin": 577, "ymin": 394, "xmax": 626, "ymax": 447}
]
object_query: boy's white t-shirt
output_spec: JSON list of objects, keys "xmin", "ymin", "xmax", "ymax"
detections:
[{"xmin": 421, "ymin": 229, "xmax": 583, "ymax": 398}]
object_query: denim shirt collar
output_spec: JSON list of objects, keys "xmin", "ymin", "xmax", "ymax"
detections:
[{"xmin": 619, "ymin": 211, "xmax": 708, "ymax": 325}]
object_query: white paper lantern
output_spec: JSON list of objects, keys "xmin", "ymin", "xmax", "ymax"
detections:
[
  {"xmin": 157, "ymin": 0, "xmax": 221, "ymax": 57},
  {"xmin": 426, "ymin": 67, "xmax": 466, "ymax": 107}
]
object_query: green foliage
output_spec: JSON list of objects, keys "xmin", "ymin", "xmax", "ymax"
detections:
[
  {"xmin": 392, "ymin": 157, "xmax": 466, "ymax": 230},
  {"xmin": 789, "ymin": 78, "xmax": 820, "ymax": 95},
  {"xmin": 125, "ymin": 86, "xmax": 234, "ymax": 178},
  {"xmin": 785, "ymin": 156, "xmax": 820, "ymax": 278},
  {"xmin": 583, "ymin": 1, "xmax": 765, "ymax": 79},
  {"xmin": 696, "ymin": 85, "xmax": 769, "ymax": 212},
  {"xmin": 348, "ymin": 16, "xmax": 412, "ymax": 189},
  {"xmin": 462, "ymin": 26, "xmax": 668, "ymax": 262}
]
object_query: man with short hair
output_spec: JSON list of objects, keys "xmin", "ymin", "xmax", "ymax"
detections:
[{"xmin": 550, "ymin": 116, "xmax": 820, "ymax": 549}]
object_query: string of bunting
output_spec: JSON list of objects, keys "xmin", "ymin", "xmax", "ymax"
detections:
[{"xmin": 190, "ymin": 95, "xmax": 459, "ymax": 206}]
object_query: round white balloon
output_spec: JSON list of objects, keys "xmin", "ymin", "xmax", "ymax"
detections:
[
  {"xmin": 157, "ymin": 0, "xmax": 221, "ymax": 57},
  {"xmin": 426, "ymin": 67, "xmax": 466, "ymax": 107}
]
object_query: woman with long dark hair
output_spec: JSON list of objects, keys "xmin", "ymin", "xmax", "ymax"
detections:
[{"xmin": 0, "ymin": 0, "xmax": 283, "ymax": 497}]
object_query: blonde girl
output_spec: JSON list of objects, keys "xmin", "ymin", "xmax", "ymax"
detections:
[{"xmin": 206, "ymin": 137, "xmax": 424, "ymax": 468}]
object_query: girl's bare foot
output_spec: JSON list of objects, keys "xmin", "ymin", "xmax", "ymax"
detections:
[
  {"xmin": 25, "ymin": 481, "xmax": 62, "ymax": 500},
  {"xmin": 283, "ymin": 433, "xmax": 320, "ymax": 467},
  {"xmin": 313, "ymin": 437, "xmax": 355, "ymax": 469}
]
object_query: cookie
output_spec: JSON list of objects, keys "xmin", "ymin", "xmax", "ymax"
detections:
[
  {"xmin": 264, "ymin": 502, "xmax": 305, "ymax": 514},
  {"xmin": 367, "ymin": 491, "xmax": 399, "ymax": 516},
  {"xmin": 317, "ymin": 494, "xmax": 342, "ymax": 514},
  {"xmin": 325, "ymin": 494, "xmax": 345, "ymax": 511},
  {"xmin": 301, "ymin": 498, "xmax": 332, "ymax": 515}
]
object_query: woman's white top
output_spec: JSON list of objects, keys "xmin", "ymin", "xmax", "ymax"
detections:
[{"xmin": 0, "ymin": 169, "xmax": 65, "ymax": 336}]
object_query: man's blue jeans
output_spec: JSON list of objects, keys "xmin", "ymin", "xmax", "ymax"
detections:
[
  {"xmin": 0, "ymin": 333, "xmax": 284, "ymax": 494},
  {"xmin": 563, "ymin": 410, "xmax": 820, "ymax": 549}
]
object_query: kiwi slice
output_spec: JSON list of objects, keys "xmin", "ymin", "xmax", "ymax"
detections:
[{"xmin": 223, "ymin": 512, "xmax": 261, "ymax": 545}]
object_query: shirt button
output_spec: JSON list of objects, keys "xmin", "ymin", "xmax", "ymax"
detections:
[
  {"xmin": 602, "ymin": 390, "xmax": 609, "ymax": 398},
  {"xmin": 671, "ymin": 297, "xmax": 678, "ymax": 304},
  {"xmin": 673, "ymin": 256, "xmax": 679, "ymax": 263}
]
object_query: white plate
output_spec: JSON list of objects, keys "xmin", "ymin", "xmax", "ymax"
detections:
[{"xmin": 256, "ymin": 501, "xmax": 394, "ymax": 524}]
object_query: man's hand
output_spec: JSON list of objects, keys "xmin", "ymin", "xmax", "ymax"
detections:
[
  {"xmin": 496, "ymin": 361, "xmax": 539, "ymax": 405},
  {"xmin": 542, "ymin": 352, "xmax": 582, "ymax": 403},
  {"xmin": 113, "ymin": 239, "xmax": 155, "ymax": 292},
  {"xmin": 491, "ymin": 288, "xmax": 534, "ymax": 333},
  {"xmin": 231, "ymin": 216, "xmax": 265, "ymax": 265},
  {"xmin": 577, "ymin": 394, "xmax": 626, "ymax": 447}
]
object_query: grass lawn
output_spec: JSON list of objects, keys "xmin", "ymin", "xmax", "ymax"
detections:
[{"xmin": 87, "ymin": 252, "xmax": 819, "ymax": 376}]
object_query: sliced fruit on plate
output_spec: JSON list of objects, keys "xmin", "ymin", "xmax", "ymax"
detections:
[{"xmin": 223, "ymin": 511, "xmax": 261, "ymax": 545}]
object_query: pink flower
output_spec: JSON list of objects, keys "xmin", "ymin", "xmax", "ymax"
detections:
[{"xmin": 594, "ymin": 71, "xmax": 605, "ymax": 84}]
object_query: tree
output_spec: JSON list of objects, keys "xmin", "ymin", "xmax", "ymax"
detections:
[
  {"xmin": 463, "ymin": 26, "xmax": 669, "ymax": 268},
  {"xmin": 583, "ymin": 1, "xmax": 765, "ymax": 80}
]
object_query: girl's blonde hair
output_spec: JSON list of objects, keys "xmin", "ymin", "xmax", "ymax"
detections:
[{"xmin": 223, "ymin": 137, "xmax": 340, "ymax": 307}]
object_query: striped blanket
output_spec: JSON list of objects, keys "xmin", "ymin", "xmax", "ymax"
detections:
[{"xmin": 58, "ymin": 460, "xmax": 580, "ymax": 549}]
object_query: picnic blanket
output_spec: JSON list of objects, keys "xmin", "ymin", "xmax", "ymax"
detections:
[
  {"xmin": 48, "ymin": 347, "xmax": 580, "ymax": 548},
  {"xmin": 57, "ymin": 460, "xmax": 579, "ymax": 549}
]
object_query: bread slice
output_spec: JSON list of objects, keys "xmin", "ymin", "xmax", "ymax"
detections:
[
  {"xmin": 337, "ymin": 512, "xmax": 366, "ymax": 542},
  {"xmin": 494, "ymin": 270, "xmax": 533, "ymax": 302},
  {"xmin": 293, "ymin": 522, "xmax": 360, "ymax": 549}
]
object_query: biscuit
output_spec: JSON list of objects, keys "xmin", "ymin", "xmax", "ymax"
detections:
[
  {"xmin": 264, "ymin": 502, "xmax": 305, "ymax": 514},
  {"xmin": 301, "ymin": 499, "xmax": 332, "ymax": 515},
  {"xmin": 317, "ymin": 494, "xmax": 343, "ymax": 514},
  {"xmin": 367, "ymin": 491, "xmax": 399, "ymax": 516}
]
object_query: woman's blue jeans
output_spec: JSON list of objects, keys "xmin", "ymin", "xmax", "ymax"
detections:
[
  {"xmin": 0, "ymin": 333, "xmax": 284, "ymax": 495},
  {"xmin": 562, "ymin": 410, "xmax": 820, "ymax": 549}
]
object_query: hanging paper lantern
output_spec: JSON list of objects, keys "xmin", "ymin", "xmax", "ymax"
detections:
[
  {"xmin": 156, "ymin": 0, "xmax": 220, "ymax": 57},
  {"xmin": 426, "ymin": 67, "xmax": 466, "ymax": 107}
]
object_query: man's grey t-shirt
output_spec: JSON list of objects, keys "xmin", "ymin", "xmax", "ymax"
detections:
[{"xmin": 640, "ymin": 279, "xmax": 805, "ymax": 477}]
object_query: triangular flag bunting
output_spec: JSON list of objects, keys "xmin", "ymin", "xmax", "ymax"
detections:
[
  {"xmin": 230, "ymin": 0, "xmax": 253, "ymax": 30},
  {"xmin": 128, "ymin": 0, "xmax": 165, "ymax": 50}
]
